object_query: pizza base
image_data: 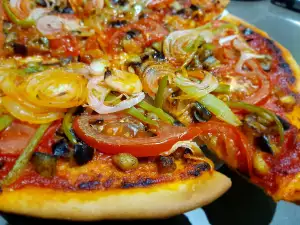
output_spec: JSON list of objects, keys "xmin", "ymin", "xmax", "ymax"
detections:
[{"xmin": 0, "ymin": 171, "xmax": 230, "ymax": 221}]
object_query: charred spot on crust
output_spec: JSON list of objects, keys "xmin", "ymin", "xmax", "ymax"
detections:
[
  {"xmin": 121, "ymin": 178, "xmax": 155, "ymax": 189},
  {"xmin": 242, "ymin": 28, "xmax": 295, "ymax": 85},
  {"xmin": 264, "ymin": 39, "xmax": 294, "ymax": 80},
  {"xmin": 78, "ymin": 180, "xmax": 101, "ymax": 190},
  {"xmin": 103, "ymin": 178, "xmax": 114, "ymax": 188},
  {"xmin": 157, "ymin": 156, "xmax": 177, "ymax": 173},
  {"xmin": 188, "ymin": 162, "xmax": 211, "ymax": 177}
]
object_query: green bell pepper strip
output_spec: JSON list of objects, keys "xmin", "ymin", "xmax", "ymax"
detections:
[
  {"xmin": 3, "ymin": 0, "xmax": 35, "ymax": 27},
  {"xmin": 138, "ymin": 101, "xmax": 175, "ymax": 125},
  {"xmin": 0, "ymin": 115, "xmax": 14, "ymax": 132},
  {"xmin": 63, "ymin": 108, "xmax": 78, "ymax": 145},
  {"xmin": 198, "ymin": 94, "xmax": 242, "ymax": 127},
  {"xmin": 213, "ymin": 84, "xmax": 231, "ymax": 94},
  {"xmin": 126, "ymin": 107, "xmax": 158, "ymax": 126},
  {"xmin": 226, "ymin": 101, "xmax": 284, "ymax": 144},
  {"xmin": 105, "ymin": 94, "xmax": 158, "ymax": 126},
  {"xmin": 0, "ymin": 123, "xmax": 51, "ymax": 187},
  {"xmin": 154, "ymin": 75, "xmax": 168, "ymax": 109}
]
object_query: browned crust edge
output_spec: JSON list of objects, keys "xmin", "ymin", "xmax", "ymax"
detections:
[
  {"xmin": 0, "ymin": 172, "xmax": 231, "ymax": 221},
  {"xmin": 222, "ymin": 13, "xmax": 300, "ymax": 93}
]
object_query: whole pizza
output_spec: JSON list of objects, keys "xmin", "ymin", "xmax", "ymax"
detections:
[{"xmin": 0, "ymin": 0, "xmax": 299, "ymax": 221}]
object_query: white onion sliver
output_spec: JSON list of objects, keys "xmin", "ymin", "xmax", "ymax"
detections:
[
  {"xmin": 90, "ymin": 59, "xmax": 110, "ymax": 76},
  {"xmin": 235, "ymin": 52, "xmax": 266, "ymax": 74},
  {"xmin": 36, "ymin": 15, "xmax": 63, "ymax": 35},
  {"xmin": 36, "ymin": 15, "xmax": 81, "ymax": 35},
  {"xmin": 87, "ymin": 77, "xmax": 145, "ymax": 114},
  {"xmin": 10, "ymin": 0, "xmax": 19, "ymax": 8},
  {"xmin": 199, "ymin": 30, "xmax": 213, "ymax": 43},
  {"xmin": 219, "ymin": 35, "xmax": 238, "ymax": 46},
  {"xmin": 28, "ymin": 8, "xmax": 51, "ymax": 20},
  {"xmin": 160, "ymin": 141, "xmax": 204, "ymax": 156},
  {"xmin": 174, "ymin": 73, "xmax": 219, "ymax": 99}
]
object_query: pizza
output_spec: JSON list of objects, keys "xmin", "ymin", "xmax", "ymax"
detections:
[{"xmin": 0, "ymin": 0, "xmax": 299, "ymax": 221}]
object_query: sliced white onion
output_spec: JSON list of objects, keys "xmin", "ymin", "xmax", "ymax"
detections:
[
  {"xmin": 10, "ymin": 0, "xmax": 19, "ymax": 8},
  {"xmin": 160, "ymin": 141, "xmax": 204, "ymax": 157},
  {"xmin": 105, "ymin": 69, "xmax": 142, "ymax": 95},
  {"xmin": 143, "ymin": 63, "xmax": 174, "ymax": 97},
  {"xmin": 87, "ymin": 77, "xmax": 145, "ymax": 114},
  {"xmin": 199, "ymin": 30, "xmax": 213, "ymax": 43},
  {"xmin": 219, "ymin": 35, "xmax": 238, "ymax": 46},
  {"xmin": 235, "ymin": 52, "xmax": 266, "ymax": 74},
  {"xmin": 174, "ymin": 72, "xmax": 219, "ymax": 99},
  {"xmin": 36, "ymin": 15, "xmax": 81, "ymax": 35},
  {"xmin": 164, "ymin": 29, "xmax": 202, "ymax": 66},
  {"xmin": 90, "ymin": 59, "xmax": 110, "ymax": 76},
  {"xmin": 233, "ymin": 38, "xmax": 252, "ymax": 52},
  {"xmin": 66, "ymin": 63, "xmax": 91, "ymax": 79},
  {"xmin": 28, "ymin": 8, "xmax": 51, "ymax": 20},
  {"xmin": 163, "ymin": 28, "xmax": 213, "ymax": 66}
]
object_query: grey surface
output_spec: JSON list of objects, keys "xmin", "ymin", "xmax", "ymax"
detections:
[{"xmin": 0, "ymin": 1, "xmax": 299, "ymax": 225}]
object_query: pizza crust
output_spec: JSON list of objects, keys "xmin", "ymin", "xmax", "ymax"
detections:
[{"xmin": 0, "ymin": 171, "xmax": 231, "ymax": 221}]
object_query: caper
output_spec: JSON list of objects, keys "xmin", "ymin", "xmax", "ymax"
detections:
[{"xmin": 112, "ymin": 153, "xmax": 139, "ymax": 171}]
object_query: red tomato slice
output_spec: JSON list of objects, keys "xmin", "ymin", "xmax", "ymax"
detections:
[
  {"xmin": 190, "ymin": 121, "xmax": 254, "ymax": 174},
  {"xmin": 0, "ymin": 121, "xmax": 37, "ymax": 156},
  {"xmin": 106, "ymin": 18, "xmax": 168, "ymax": 54},
  {"xmin": 73, "ymin": 115, "xmax": 253, "ymax": 173},
  {"xmin": 35, "ymin": 120, "xmax": 62, "ymax": 154},
  {"xmin": 73, "ymin": 115, "xmax": 196, "ymax": 157},
  {"xmin": 50, "ymin": 35, "xmax": 80, "ymax": 57}
]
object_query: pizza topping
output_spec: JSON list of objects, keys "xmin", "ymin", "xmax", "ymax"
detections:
[
  {"xmin": 154, "ymin": 75, "xmax": 168, "ymax": 108},
  {"xmin": 22, "ymin": 69, "xmax": 87, "ymax": 109},
  {"xmin": 52, "ymin": 139, "xmax": 70, "ymax": 158},
  {"xmin": 73, "ymin": 141, "xmax": 94, "ymax": 165},
  {"xmin": 2, "ymin": 0, "xmax": 35, "ymax": 28},
  {"xmin": 31, "ymin": 152, "xmax": 57, "ymax": 178},
  {"xmin": 0, "ymin": 114, "xmax": 14, "ymax": 132},
  {"xmin": 227, "ymin": 102, "xmax": 284, "ymax": 144},
  {"xmin": 112, "ymin": 153, "xmax": 139, "ymax": 171},
  {"xmin": 0, "ymin": 123, "xmax": 51, "ymax": 186},
  {"xmin": 87, "ymin": 76, "xmax": 145, "ymax": 114},
  {"xmin": 191, "ymin": 102, "xmax": 212, "ymax": 123},
  {"xmin": 174, "ymin": 72, "xmax": 218, "ymax": 99},
  {"xmin": 62, "ymin": 107, "xmax": 78, "ymax": 144}
]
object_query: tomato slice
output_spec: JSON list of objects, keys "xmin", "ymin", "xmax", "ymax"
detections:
[
  {"xmin": 35, "ymin": 120, "xmax": 62, "ymax": 154},
  {"xmin": 106, "ymin": 18, "xmax": 168, "ymax": 54},
  {"xmin": 73, "ymin": 115, "xmax": 196, "ymax": 157},
  {"xmin": 190, "ymin": 121, "xmax": 254, "ymax": 174},
  {"xmin": 73, "ymin": 115, "xmax": 253, "ymax": 172},
  {"xmin": 50, "ymin": 35, "xmax": 80, "ymax": 57},
  {"xmin": 0, "ymin": 121, "xmax": 37, "ymax": 156}
]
